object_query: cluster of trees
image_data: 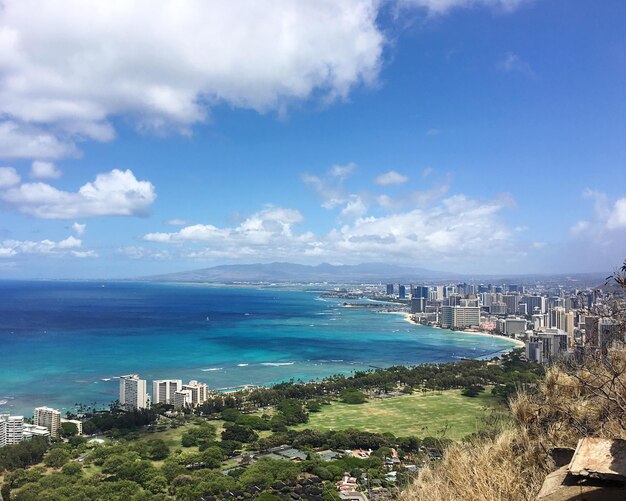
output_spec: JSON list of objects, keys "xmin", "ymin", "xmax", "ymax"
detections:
[
  {"xmin": 0, "ymin": 437, "xmax": 48, "ymax": 473},
  {"xmin": 190, "ymin": 349, "xmax": 541, "ymax": 418}
]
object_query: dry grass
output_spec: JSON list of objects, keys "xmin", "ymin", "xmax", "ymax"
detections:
[
  {"xmin": 400, "ymin": 346, "xmax": 626, "ymax": 501},
  {"xmin": 398, "ymin": 427, "xmax": 551, "ymax": 501}
]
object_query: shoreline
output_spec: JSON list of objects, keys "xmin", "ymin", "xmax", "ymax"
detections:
[{"xmin": 380, "ymin": 310, "xmax": 526, "ymax": 348}]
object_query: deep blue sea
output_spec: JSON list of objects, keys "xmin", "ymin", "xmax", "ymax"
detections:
[{"xmin": 0, "ymin": 281, "xmax": 516, "ymax": 416}]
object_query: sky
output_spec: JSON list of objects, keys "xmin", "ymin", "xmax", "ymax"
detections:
[{"xmin": 0, "ymin": 0, "xmax": 625, "ymax": 279}]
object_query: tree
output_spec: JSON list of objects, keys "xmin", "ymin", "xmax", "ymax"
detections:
[
  {"xmin": 43, "ymin": 448, "xmax": 70, "ymax": 468},
  {"xmin": 61, "ymin": 462, "xmax": 83, "ymax": 476},
  {"xmin": 340, "ymin": 389, "xmax": 367, "ymax": 404},
  {"xmin": 221, "ymin": 423, "xmax": 258, "ymax": 443},
  {"xmin": 60, "ymin": 422, "xmax": 78, "ymax": 438}
]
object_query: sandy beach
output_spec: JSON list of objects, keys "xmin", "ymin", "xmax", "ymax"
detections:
[{"xmin": 381, "ymin": 310, "xmax": 526, "ymax": 348}]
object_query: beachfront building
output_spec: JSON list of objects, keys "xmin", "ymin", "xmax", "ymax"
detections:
[
  {"xmin": 119, "ymin": 374, "xmax": 149, "ymax": 410},
  {"xmin": 34, "ymin": 406, "xmax": 61, "ymax": 438},
  {"xmin": 1, "ymin": 415, "xmax": 50, "ymax": 447},
  {"xmin": 173, "ymin": 389, "xmax": 193, "ymax": 408},
  {"xmin": 22, "ymin": 423, "xmax": 50, "ymax": 441},
  {"xmin": 181, "ymin": 380, "xmax": 209, "ymax": 406},
  {"xmin": 505, "ymin": 318, "xmax": 527, "ymax": 336},
  {"xmin": 152, "ymin": 379, "xmax": 182, "ymax": 405},
  {"xmin": 0, "ymin": 414, "xmax": 24, "ymax": 448},
  {"xmin": 440, "ymin": 305, "xmax": 480, "ymax": 329}
]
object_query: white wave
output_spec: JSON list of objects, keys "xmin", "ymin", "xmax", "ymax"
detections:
[
  {"xmin": 260, "ymin": 362, "xmax": 295, "ymax": 366},
  {"xmin": 201, "ymin": 367, "xmax": 224, "ymax": 372},
  {"xmin": 0, "ymin": 399, "xmax": 7, "ymax": 405},
  {"xmin": 330, "ymin": 359, "xmax": 344, "ymax": 362},
  {"xmin": 101, "ymin": 378, "xmax": 112, "ymax": 381},
  {"xmin": 236, "ymin": 363, "xmax": 249, "ymax": 367}
]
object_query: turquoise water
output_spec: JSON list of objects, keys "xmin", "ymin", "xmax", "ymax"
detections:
[{"xmin": 0, "ymin": 281, "xmax": 516, "ymax": 416}]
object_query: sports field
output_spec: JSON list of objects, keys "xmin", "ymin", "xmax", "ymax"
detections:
[{"xmin": 293, "ymin": 389, "xmax": 504, "ymax": 440}]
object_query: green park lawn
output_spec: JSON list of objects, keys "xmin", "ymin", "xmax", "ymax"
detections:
[{"xmin": 293, "ymin": 389, "xmax": 505, "ymax": 441}]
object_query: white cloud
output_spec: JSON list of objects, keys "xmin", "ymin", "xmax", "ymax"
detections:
[
  {"xmin": 0, "ymin": 1, "xmax": 384, "ymax": 158},
  {"xmin": 0, "ymin": 122, "xmax": 78, "ymax": 160},
  {"xmin": 375, "ymin": 170, "xmax": 408, "ymax": 186},
  {"xmin": 497, "ymin": 52, "xmax": 535, "ymax": 77},
  {"xmin": 30, "ymin": 161, "xmax": 62, "ymax": 179},
  {"xmin": 117, "ymin": 246, "xmax": 170, "ymax": 260},
  {"xmin": 302, "ymin": 163, "xmax": 356, "ymax": 209},
  {"xmin": 143, "ymin": 194, "xmax": 515, "ymax": 268},
  {"xmin": 607, "ymin": 198, "xmax": 626, "ymax": 230},
  {"xmin": 340, "ymin": 195, "xmax": 368, "ymax": 219},
  {"xmin": 400, "ymin": 0, "xmax": 529, "ymax": 15},
  {"xmin": 0, "ymin": 167, "xmax": 20, "ymax": 188},
  {"xmin": 166, "ymin": 218, "xmax": 192, "ymax": 226},
  {"xmin": 145, "ymin": 206, "xmax": 304, "ymax": 247},
  {"xmin": 71, "ymin": 222, "xmax": 86, "ymax": 235},
  {"xmin": 0, "ymin": 169, "xmax": 156, "ymax": 219},
  {"xmin": 71, "ymin": 250, "xmax": 98, "ymax": 258},
  {"xmin": 0, "ymin": 234, "xmax": 94, "ymax": 258}
]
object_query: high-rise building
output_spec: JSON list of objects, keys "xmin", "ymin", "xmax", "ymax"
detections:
[
  {"xmin": 173, "ymin": 389, "xmax": 193, "ymax": 408},
  {"xmin": 525, "ymin": 330, "xmax": 569, "ymax": 364},
  {"xmin": 584, "ymin": 316, "xmax": 599, "ymax": 347},
  {"xmin": 152, "ymin": 379, "xmax": 182, "ymax": 405},
  {"xmin": 181, "ymin": 380, "xmax": 209, "ymax": 406},
  {"xmin": 599, "ymin": 318, "xmax": 621, "ymax": 352},
  {"xmin": 34, "ymin": 407, "xmax": 61, "ymax": 438},
  {"xmin": 398, "ymin": 285, "xmax": 406, "ymax": 299},
  {"xmin": 1, "ymin": 415, "xmax": 49, "ymax": 447},
  {"xmin": 386, "ymin": 284, "xmax": 394, "ymax": 296},
  {"xmin": 502, "ymin": 294, "xmax": 519, "ymax": 315},
  {"xmin": 505, "ymin": 318, "xmax": 527, "ymax": 336},
  {"xmin": 0, "ymin": 414, "xmax": 24, "ymax": 448},
  {"xmin": 441, "ymin": 306, "xmax": 480, "ymax": 329},
  {"xmin": 119, "ymin": 374, "xmax": 149, "ymax": 410},
  {"xmin": 413, "ymin": 286, "xmax": 429, "ymax": 299},
  {"xmin": 522, "ymin": 295, "xmax": 546, "ymax": 315}
]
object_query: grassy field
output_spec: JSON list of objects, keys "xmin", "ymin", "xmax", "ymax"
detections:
[{"xmin": 293, "ymin": 390, "xmax": 505, "ymax": 441}]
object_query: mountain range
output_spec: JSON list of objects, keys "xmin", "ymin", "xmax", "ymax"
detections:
[{"xmin": 141, "ymin": 262, "xmax": 455, "ymax": 283}]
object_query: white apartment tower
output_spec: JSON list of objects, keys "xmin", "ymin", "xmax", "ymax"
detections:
[
  {"xmin": 0, "ymin": 414, "xmax": 24, "ymax": 447},
  {"xmin": 441, "ymin": 305, "xmax": 481, "ymax": 329},
  {"xmin": 152, "ymin": 379, "xmax": 182, "ymax": 405},
  {"xmin": 119, "ymin": 374, "xmax": 149, "ymax": 410},
  {"xmin": 173, "ymin": 389, "xmax": 193, "ymax": 408},
  {"xmin": 181, "ymin": 380, "xmax": 209, "ymax": 406},
  {"xmin": 34, "ymin": 407, "xmax": 61, "ymax": 438}
]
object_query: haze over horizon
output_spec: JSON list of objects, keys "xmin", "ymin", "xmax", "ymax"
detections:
[{"xmin": 0, "ymin": 0, "xmax": 625, "ymax": 279}]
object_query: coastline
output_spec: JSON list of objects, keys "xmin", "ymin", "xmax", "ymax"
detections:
[{"xmin": 380, "ymin": 310, "xmax": 526, "ymax": 348}]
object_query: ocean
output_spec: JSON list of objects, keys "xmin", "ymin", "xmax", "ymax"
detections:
[{"xmin": 0, "ymin": 281, "xmax": 516, "ymax": 416}]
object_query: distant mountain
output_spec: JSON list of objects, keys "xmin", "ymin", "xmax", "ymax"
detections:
[{"xmin": 140, "ymin": 262, "xmax": 455, "ymax": 283}]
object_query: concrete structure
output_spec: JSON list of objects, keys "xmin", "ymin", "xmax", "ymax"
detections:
[
  {"xmin": 0, "ymin": 414, "xmax": 24, "ymax": 447},
  {"xmin": 386, "ymin": 284, "xmax": 393, "ymax": 295},
  {"xmin": 526, "ymin": 329, "xmax": 569, "ymax": 364},
  {"xmin": 173, "ymin": 389, "xmax": 193, "ymax": 408},
  {"xmin": 398, "ymin": 285, "xmax": 406, "ymax": 299},
  {"xmin": 152, "ymin": 379, "xmax": 182, "ymax": 405},
  {"xmin": 0, "ymin": 415, "xmax": 49, "ymax": 447},
  {"xmin": 34, "ymin": 406, "xmax": 61, "ymax": 438},
  {"xmin": 441, "ymin": 305, "xmax": 480, "ymax": 329},
  {"xmin": 598, "ymin": 318, "xmax": 621, "ymax": 352},
  {"xmin": 181, "ymin": 380, "xmax": 209, "ymax": 406},
  {"xmin": 119, "ymin": 374, "xmax": 149, "ymax": 410},
  {"xmin": 22, "ymin": 423, "xmax": 50, "ymax": 440},
  {"xmin": 505, "ymin": 317, "xmax": 527, "ymax": 336}
]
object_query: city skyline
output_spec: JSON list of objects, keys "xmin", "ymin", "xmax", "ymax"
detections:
[{"xmin": 0, "ymin": 0, "xmax": 625, "ymax": 278}]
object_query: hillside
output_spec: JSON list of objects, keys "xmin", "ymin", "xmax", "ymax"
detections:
[{"xmin": 139, "ymin": 262, "xmax": 455, "ymax": 283}]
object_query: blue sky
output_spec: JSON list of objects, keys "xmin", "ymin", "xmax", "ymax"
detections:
[{"xmin": 0, "ymin": 0, "xmax": 625, "ymax": 278}]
